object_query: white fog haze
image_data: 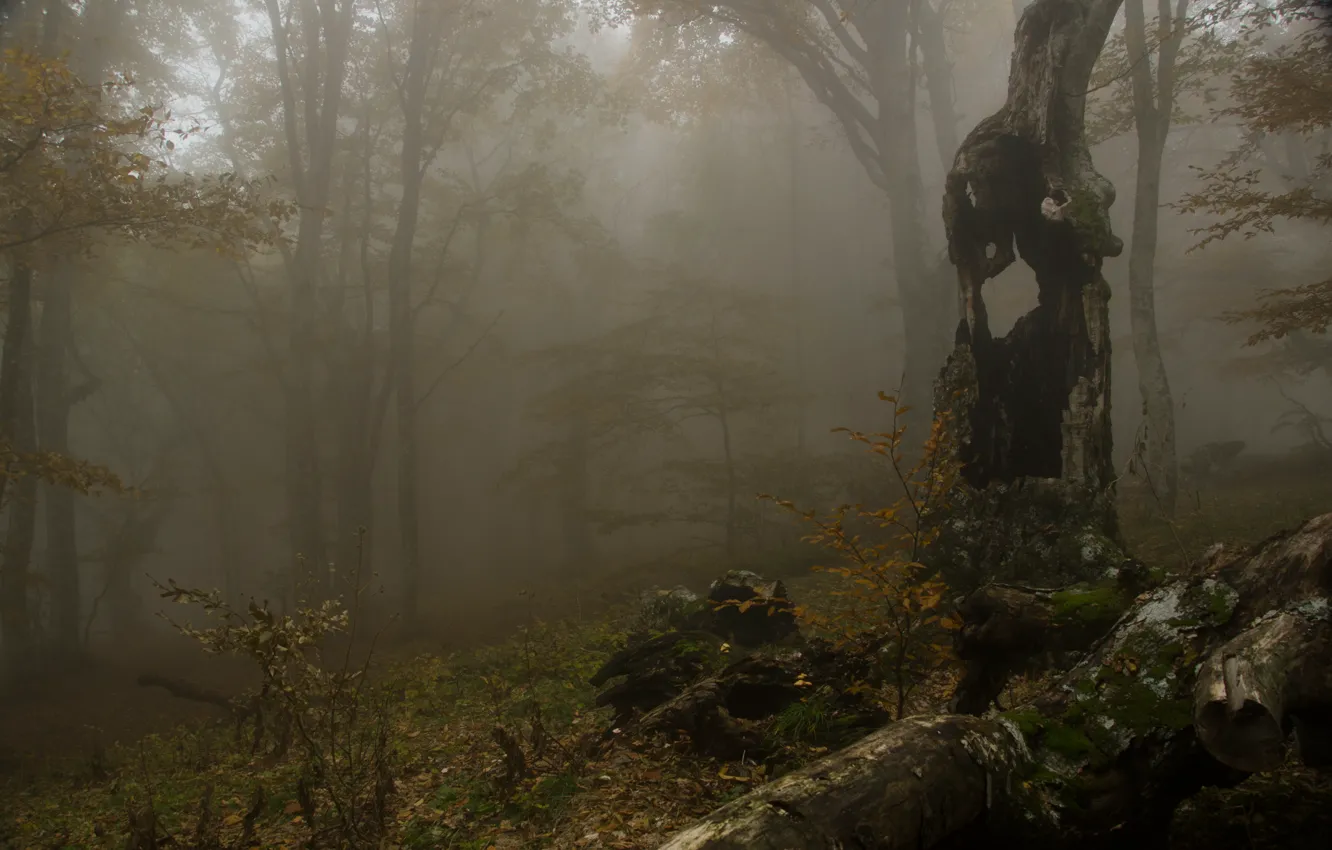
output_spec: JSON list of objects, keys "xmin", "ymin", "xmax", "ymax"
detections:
[{"xmin": 0, "ymin": 1, "xmax": 1328, "ymax": 844}]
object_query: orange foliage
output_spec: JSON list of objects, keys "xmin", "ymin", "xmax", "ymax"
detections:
[{"xmin": 761, "ymin": 394, "xmax": 963, "ymax": 718}]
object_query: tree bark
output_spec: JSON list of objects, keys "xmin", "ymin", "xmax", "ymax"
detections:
[
  {"xmin": 656, "ymin": 512, "xmax": 1332, "ymax": 849},
  {"xmin": 866, "ymin": 0, "xmax": 951, "ymax": 428},
  {"xmin": 386, "ymin": 0, "xmax": 435, "ymax": 628},
  {"xmin": 1124, "ymin": 0, "xmax": 1186, "ymax": 516},
  {"xmin": 935, "ymin": 0, "xmax": 1127, "ymax": 586},
  {"xmin": 36, "ymin": 270, "xmax": 81, "ymax": 658},
  {"xmin": 30, "ymin": 0, "xmax": 123, "ymax": 663},
  {"xmin": 657, "ymin": 714, "xmax": 1028, "ymax": 849},
  {"xmin": 332, "ymin": 136, "xmax": 380, "ymax": 589},
  {"xmin": 915, "ymin": 0, "xmax": 960, "ymax": 172},
  {"xmin": 0, "ymin": 262, "xmax": 36, "ymax": 675},
  {"xmin": 264, "ymin": 0, "xmax": 358, "ymax": 600}
]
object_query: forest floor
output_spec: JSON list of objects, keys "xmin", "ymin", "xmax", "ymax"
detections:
[{"xmin": 2, "ymin": 456, "xmax": 1331, "ymax": 850}]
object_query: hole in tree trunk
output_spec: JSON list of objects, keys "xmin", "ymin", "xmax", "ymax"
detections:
[{"xmin": 984, "ymin": 262, "xmax": 1040, "ymax": 338}]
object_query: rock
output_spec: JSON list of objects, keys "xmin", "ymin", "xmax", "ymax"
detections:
[
  {"xmin": 637, "ymin": 585, "xmax": 709, "ymax": 632},
  {"xmin": 1183, "ymin": 440, "xmax": 1246, "ymax": 479},
  {"xmin": 634, "ymin": 640, "xmax": 891, "ymax": 759},
  {"xmin": 706, "ymin": 570, "xmax": 797, "ymax": 647},
  {"xmin": 589, "ymin": 631, "xmax": 726, "ymax": 726}
]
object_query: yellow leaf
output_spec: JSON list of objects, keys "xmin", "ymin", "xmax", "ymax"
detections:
[{"xmin": 718, "ymin": 767, "xmax": 750, "ymax": 782}]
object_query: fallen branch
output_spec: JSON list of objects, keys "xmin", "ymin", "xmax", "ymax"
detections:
[{"xmin": 136, "ymin": 673, "xmax": 250, "ymax": 719}]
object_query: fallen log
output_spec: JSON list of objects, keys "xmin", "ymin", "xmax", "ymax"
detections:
[
  {"xmin": 657, "ymin": 715, "xmax": 1032, "ymax": 849},
  {"xmin": 136, "ymin": 673, "xmax": 250, "ymax": 718},
  {"xmin": 949, "ymin": 564, "xmax": 1147, "ymax": 713},
  {"xmin": 655, "ymin": 512, "xmax": 1332, "ymax": 849}
]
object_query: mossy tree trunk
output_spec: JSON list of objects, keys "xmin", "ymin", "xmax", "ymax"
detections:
[
  {"xmin": 655, "ymin": 512, "xmax": 1332, "ymax": 849},
  {"xmin": 935, "ymin": 0, "xmax": 1127, "ymax": 588}
]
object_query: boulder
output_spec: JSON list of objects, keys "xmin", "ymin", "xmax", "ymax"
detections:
[
  {"xmin": 637, "ymin": 585, "xmax": 710, "ymax": 632},
  {"xmin": 706, "ymin": 570, "xmax": 797, "ymax": 647}
]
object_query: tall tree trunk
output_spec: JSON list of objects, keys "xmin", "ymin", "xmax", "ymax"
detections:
[
  {"xmin": 868, "ymin": 0, "xmax": 951, "ymax": 437},
  {"xmin": 3, "ymin": 377, "xmax": 37, "ymax": 677},
  {"xmin": 32, "ymin": 0, "xmax": 125, "ymax": 661},
  {"xmin": 916, "ymin": 0, "xmax": 960, "ymax": 172},
  {"xmin": 558, "ymin": 410, "xmax": 599, "ymax": 576},
  {"xmin": 387, "ymin": 1, "xmax": 434, "ymax": 629},
  {"xmin": 332, "ymin": 146, "xmax": 378, "ymax": 590},
  {"xmin": 264, "ymin": 0, "xmax": 357, "ymax": 600},
  {"xmin": 334, "ymin": 395, "xmax": 374, "ymax": 585},
  {"xmin": 36, "ymin": 271, "xmax": 80, "ymax": 658},
  {"xmin": 0, "ymin": 262, "xmax": 35, "ymax": 675},
  {"xmin": 1124, "ymin": 0, "xmax": 1186, "ymax": 516},
  {"xmin": 784, "ymin": 70, "xmax": 808, "ymax": 456},
  {"xmin": 720, "ymin": 407, "xmax": 738, "ymax": 560},
  {"xmin": 286, "ymin": 215, "xmax": 329, "ymax": 598}
]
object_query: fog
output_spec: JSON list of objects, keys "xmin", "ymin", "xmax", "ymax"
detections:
[{"xmin": 0, "ymin": 0, "xmax": 1327, "ymax": 704}]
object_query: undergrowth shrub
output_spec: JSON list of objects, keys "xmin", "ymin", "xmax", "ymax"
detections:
[
  {"xmin": 415, "ymin": 599, "xmax": 622, "ymax": 819},
  {"xmin": 763, "ymin": 394, "xmax": 964, "ymax": 719},
  {"xmin": 145, "ymin": 566, "xmax": 396, "ymax": 849}
]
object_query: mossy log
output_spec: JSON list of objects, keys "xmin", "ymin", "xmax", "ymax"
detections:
[
  {"xmin": 949, "ymin": 566, "xmax": 1147, "ymax": 714},
  {"xmin": 655, "ymin": 513, "xmax": 1332, "ymax": 849}
]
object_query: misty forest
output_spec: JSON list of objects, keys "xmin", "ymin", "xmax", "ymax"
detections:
[{"xmin": 0, "ymin": 0, "xmax": 1329, "ymax": 847}]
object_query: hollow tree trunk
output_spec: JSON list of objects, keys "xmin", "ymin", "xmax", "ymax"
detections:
[
  {"xmin": 656, "ymin": 511, "xmax": 1332, "ymax": 849},
  {"xmin": 935, "ymin": 0, "xmax": 1127, "ymax": 588},
  {"xmin": 1124, "ymin": 0, "xmax": 1186, "ymax": 516}
]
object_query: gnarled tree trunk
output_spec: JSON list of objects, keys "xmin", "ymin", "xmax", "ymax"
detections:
[{"xmin": 934, "ymin": 0, "xmax": 1127, "ymax": 589}]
